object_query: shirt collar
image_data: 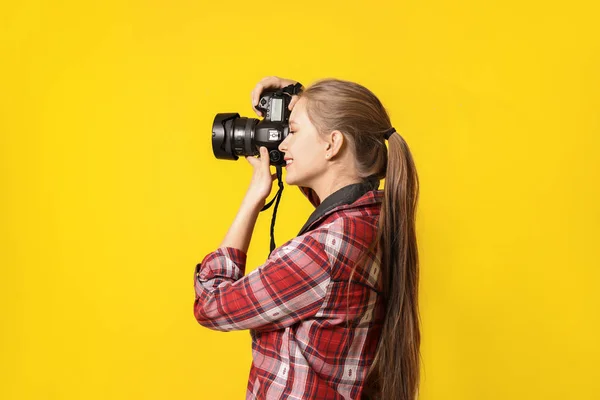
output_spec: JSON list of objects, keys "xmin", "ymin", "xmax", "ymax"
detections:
[{"xmin": 298, "ymin": 176, "xmax": 381, "ymax": 236}]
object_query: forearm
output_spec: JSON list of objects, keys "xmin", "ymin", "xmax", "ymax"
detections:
[{"xmin": 219, "ymin": 196, "xmax": 264, "ymax": 253}]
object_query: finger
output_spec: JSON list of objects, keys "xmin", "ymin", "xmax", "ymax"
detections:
[
  {"xmin": 263, "ymin": 148, "xmax": 275, "ymax": 172},
  {"xmin": 260, "ymin": 147, "xmax": 270, "ymax": 167},
  {"xmin": 251, "ymin": 85, "xmax": 265, "ymax": 116},
  {"xmin": 288, "ymin": 95, "xmax": 299, "ymax": 110},
  {"xmin": 251, "ymin": 83, "xmax": 264, "ymax": 106},
  {"xmin": 252, "ymin": 77, "xmax": 281, "ymax": 114},
  {"xmin": 251, "ymin": 77, "xmax": 277, "ymax": 106},
  {"xmin": 260, "ymin": 76, "xmax": 280, "ymax": 89}
]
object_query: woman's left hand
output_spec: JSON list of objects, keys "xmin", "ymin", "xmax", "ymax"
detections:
[{"xmin": 244, "ymin": 146, "xmax": 277, "ymax": 207}]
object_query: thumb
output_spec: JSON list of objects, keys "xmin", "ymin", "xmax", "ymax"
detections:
[
  {"xmin": 259, "ymin": 146, "xmax": 270, "ymax": 166},
  {"xmin": 246, "ymin": 147, "xmax": 269, "ymax": 167},
  {"xmin": 245, "ymin": 154, "xmax": 259, "ymax": 167}
]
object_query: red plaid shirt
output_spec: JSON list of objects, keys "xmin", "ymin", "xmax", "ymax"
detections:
[{"xmin": 194, "ymin": 182, "xmax": 385, "ymax": 399}]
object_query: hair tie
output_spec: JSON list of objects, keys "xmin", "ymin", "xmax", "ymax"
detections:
[{"xmin": 383, "ymin": 127, "xmax": 396, "ymax": 140}]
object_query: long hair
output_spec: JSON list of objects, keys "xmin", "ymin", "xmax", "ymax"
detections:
[{"xmin": 301, "ymin": 79, "xmax": 421, "ymax": 400}]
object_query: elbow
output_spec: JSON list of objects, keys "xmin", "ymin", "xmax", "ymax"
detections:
[{"xmin": 193, "ymin": 297, "xmax": 234, "ymax": 332}]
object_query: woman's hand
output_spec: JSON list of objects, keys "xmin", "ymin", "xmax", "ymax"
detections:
[
  {"xmin": 243, "ymin": 146, "xmax": 277, "ymax": 207},
  {"xmin": 251, "ymin": 76, "xmax": 302, "ymax": 117}
]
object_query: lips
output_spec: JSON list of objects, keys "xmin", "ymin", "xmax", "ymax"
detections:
[{"xmin": 284, "ymin": 158, "xmax": 293, "ymax": 166}]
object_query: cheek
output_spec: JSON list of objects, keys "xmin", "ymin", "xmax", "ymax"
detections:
[
  {"xmin": 299, "ymin": 152, "xmax": 324, "ymax": 177},
  {"xmin": 290, "ymin": 136, "xmax": 323, "ymax": 169}
]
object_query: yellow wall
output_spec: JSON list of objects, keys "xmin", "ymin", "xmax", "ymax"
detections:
[{"xmin": 1, "ymin": 1, "xmax": 599, "ymax": 399}]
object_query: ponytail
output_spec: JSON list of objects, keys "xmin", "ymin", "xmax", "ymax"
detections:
[{"xmin": 366, "ymin": 132, "xmax": 421, "ymax": 400}]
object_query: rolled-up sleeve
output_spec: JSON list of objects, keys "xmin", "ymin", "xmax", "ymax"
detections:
[{"xmin": 193, "ymin": 235, "xmax": 331, "ymax": 332}]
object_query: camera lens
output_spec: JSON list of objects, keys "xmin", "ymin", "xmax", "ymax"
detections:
[{"xmin": 212, "ymin": 113, "xmax": 259, "ymax": 160}]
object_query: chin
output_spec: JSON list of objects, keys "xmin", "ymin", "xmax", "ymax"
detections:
[
  {"xmin": 284, "ymin": 171, "xmax": 304, "ymax": 187},
  {"xmin": 285, "ymin": 174, "xmax": 297, "ymax": 186}
]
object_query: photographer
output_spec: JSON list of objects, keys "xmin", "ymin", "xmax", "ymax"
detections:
[{"xmin": 194, "ymin": 76, "xmax": 421, "ymax": 400}]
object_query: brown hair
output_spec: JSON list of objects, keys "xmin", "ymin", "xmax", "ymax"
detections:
[{"xmin": 301, "ymin": 79, "xmax": 421, "ymax": 400}]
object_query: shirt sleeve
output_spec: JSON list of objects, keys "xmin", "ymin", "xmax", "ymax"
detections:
[{"xmin": 193, "ymin": 234, "xmax": 331, "ymax": 332}]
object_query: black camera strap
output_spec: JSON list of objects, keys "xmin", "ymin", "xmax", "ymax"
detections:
[
  {"xmin": 260, "ymin": 165, "xmax": 284, "ymax": 256},
  {"xmin": 280, "ymin": 82, "xmax": 304, "ymax": 96},
  {"xmin": 273, "ymin": 82, "xmax": 303, "ymax": 99},
  {"xmin": 257, "ymin": 82, "xmax": 301, "ymax": 257}
]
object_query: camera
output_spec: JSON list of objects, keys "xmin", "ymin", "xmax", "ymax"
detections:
[{"xmin": 212, "ymin": 83, "xmax": 302, "ymax": 166}]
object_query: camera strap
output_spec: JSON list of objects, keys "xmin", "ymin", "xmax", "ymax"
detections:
[
  {"xmin": 257, "ymin": 82, "xmax": 301, "ymax": 257},
  {"xmin": 280, "ymin": 82, "xmax": 304, "ymax": 96},
  {"xmin": 260, "ymin": 165, "xmax": 284, "ymax": 256}
]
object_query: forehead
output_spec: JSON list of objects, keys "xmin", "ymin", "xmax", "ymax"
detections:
[{"xmin": 289, "ymin": 97, "xmax": 308, "ymax": 126}]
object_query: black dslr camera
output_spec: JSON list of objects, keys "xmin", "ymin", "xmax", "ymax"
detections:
[{"xmin": 211, "ymin": 83, "xmax": 303, "ymax": 166}]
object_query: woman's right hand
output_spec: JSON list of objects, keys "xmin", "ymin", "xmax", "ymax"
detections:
[{"xmin": 251, "ymin": 76, "xmax": 302, "ymax": 117}]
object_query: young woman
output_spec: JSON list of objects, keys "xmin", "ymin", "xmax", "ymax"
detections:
[{"xmin": 194, "ymin": 76, "xmax": 421, "ymax": 400}]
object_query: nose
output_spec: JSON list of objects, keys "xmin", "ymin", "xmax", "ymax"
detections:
[{"xmin": 278, "ymin": 134, "xmax": 290, "ymax": 152}]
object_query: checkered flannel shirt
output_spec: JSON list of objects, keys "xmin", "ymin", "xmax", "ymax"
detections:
[{"xmin": 194, "ymin": 181, "xmax": 385, "ymax": 399}]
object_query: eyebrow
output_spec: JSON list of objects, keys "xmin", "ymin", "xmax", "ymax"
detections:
[{"xmin": 289, "ymin": 120, "xmax": 298, "ymax": 126}]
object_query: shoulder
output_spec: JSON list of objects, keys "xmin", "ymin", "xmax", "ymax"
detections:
[
  {"xmin": 318, "ymin": 190, "xmax": 382, "ymax": 247},
  {"xmin": 302, "ymin": 213, "xmax": 379, "ymax": 281},
  {"xmin": 269, "ymin": 190, "xmax": 382, "ymax": 281}
]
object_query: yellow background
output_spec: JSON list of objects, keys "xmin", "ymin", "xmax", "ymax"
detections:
[{"xmin": 1, "ymin": 1, "xmax": 599, "ymax": 399}]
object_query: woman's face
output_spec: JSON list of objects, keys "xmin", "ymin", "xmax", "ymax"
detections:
[{"xmin": 278, "ymin": 97, "xmax": 329, "ymax": 188}]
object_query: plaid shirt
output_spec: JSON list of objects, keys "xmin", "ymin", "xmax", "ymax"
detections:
[{"xmin": 194, "ymin": 181, "xmax": 385, "ymax": 399}]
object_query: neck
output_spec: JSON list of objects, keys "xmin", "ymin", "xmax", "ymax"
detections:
[{"xmin": 311, "ymin": 174, "xmax": 362, "ymax": 204}]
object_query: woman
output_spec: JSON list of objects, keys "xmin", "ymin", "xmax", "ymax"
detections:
[{"xmin": 194, "ymin": 76, "xmax": 421, "ymax": 399}]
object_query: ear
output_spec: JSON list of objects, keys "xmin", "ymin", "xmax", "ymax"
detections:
[{"xmin": 326, "ymin": 130, "xmax": 345, "ymax": 158}]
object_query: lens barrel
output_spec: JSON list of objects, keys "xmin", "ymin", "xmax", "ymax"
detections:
[{"xmin": 212, "ymin": 113, "xmax": 259, "ymax": 160}]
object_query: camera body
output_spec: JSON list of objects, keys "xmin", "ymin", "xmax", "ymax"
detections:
[{"xmin": 212, "ymin": 89, "xmax": 293, "ymax": 166}]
